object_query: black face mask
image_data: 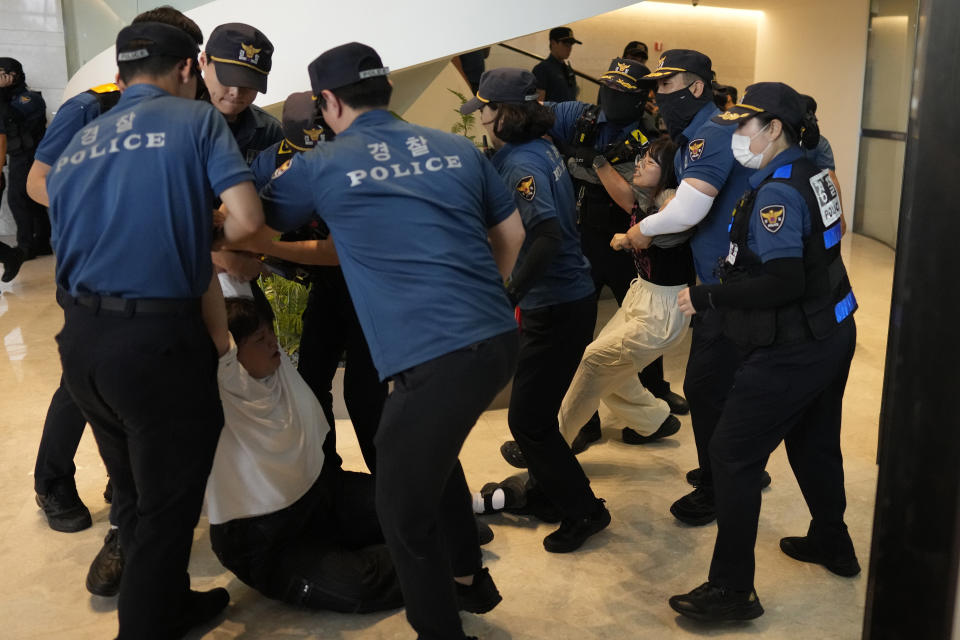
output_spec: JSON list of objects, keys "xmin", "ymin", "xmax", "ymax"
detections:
[
  {"xmin": 656, "ymin": 83, "xmax": 708, "ymax": 139},
  {"xmin": 599, "ymin": 86, "xmax": 645, "ymax": 125}
]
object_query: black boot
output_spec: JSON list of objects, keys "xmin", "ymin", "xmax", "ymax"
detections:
[
  {"xmin": 543, "ymin": 499, "xmax": 610, "ymax": 553},
  {"xmin": 670, "ymin": 485, "xmax": 716, "ymax": 526}
]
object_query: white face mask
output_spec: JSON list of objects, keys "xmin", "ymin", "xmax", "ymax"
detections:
[{"xmin": 731, "ymin": 123, "xmax": 771, "ymax": 169}]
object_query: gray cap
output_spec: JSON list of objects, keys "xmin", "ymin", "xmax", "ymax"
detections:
[{"xmin": 460, "ymin": 67, "xmax": 539, "ymax": 114}]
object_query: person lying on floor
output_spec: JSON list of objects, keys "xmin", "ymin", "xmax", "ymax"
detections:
[{"xmin": 202, "ymin": 275, "xmax": 402, "ymax": 613}]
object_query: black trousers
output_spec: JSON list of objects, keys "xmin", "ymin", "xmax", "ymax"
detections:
[
  {"xmin": 57, "ymin": 302, "xmax": 223, "ymax": 640},
  {"xmin": 375, "ymin": 329, "xmax": 518, "ymax": 640},
  {"xmin": 7, "ymin": 150, "xmax": 50, "ymax": 252},
  {"xmin": 708, "ymin": 319, "xmax": 857, "ymax": 590},
  {"xmin": 683, "ymin": 308, "xmax": 741, "ymax": 483},
  {"xmin": 210, "ymin": 468, "xmax": 403, "ymax": 613},
  {"xmin": 298, "ymin": 268, "xmax": 387, "ymax": 473},
  {"xmin": 580, "ymin": 224, "xmax": 672, "ymax": 403},
  {"xmin": 510, "ymin": 295, "xmax": 599, "ymax": 518}
]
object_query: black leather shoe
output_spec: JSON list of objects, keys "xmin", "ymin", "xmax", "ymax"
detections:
[
  {"xmin": 456, "ymin": 567, "xmax": 502, "ymax": 614},
  {"xmin": 622, "ymin": 414, "xmax": 681, "ymax": 445},
  {"xmin": 36, "ymin": 480, "xmax": 92, "ymax": 532},
  {"xmin": 686, "ymin": 468, "xmax": 772, "ymax": 490},
  {"xmin": 570, "ymin": 421, "xmax": 602, "ymax": 454},
  {"xmin": 669, "ymin": 581, "xmax": 764, "ymax": 621},
  {"xmin": 656, "ymin": 390, "xmax": 690, "ymax": 415},
  {"xmin": 499, "ymin": 441, "xmax": 527, "ymax": 469},
  {"xmin": 171, "ymin": 588, "xmax": 230, "ymax": 637},
  {"xmin": 103, "ymin": 478, "xmax": 113, "ymax": 504},
  {"xmin": 86, "ymin": 528, "xmax": 124, "ymax": 596},
  {"xmin": 670, "ymin": 486, "xmax": 716, "ymax": 526},
  {"xmin": 543, "ymin": 499, "xmax": 611, "ymax": 553},
  {"xmin": 1, "ymin": 247, "xmax": 24, "ymax": 283},
  {"xmin": 779, "ymin": 536, "xmax": 861, "ymax": 577}
]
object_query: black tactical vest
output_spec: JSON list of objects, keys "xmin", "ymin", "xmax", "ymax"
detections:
[
  {"xmin": 717, "ymin": 158, "xmax": 856, "ymax": 348},
  {"xmin": 2, "ymin": 90, "xmax": 46, "ymax": 154}
]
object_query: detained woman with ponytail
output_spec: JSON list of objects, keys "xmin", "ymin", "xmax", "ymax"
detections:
[{"xmin": 669, "ymin": 82, "xmax": 860, "ymax": 622}]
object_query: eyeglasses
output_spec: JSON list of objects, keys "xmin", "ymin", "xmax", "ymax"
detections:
[{"xmin": 635, "ymin": 153, "xmax": 660, "ymax": 170}]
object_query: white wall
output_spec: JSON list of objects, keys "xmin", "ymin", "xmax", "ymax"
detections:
[
  {"xmin": 0, "ymin": 0, "xmax": 69, "ymax": 236},
  {"xmin": 752, "ymin": 0, "xmax": 870, "ymax": 225}
]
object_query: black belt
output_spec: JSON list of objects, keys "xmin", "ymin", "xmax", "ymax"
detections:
[{"xmin": 57, "ymin": 287, "xmax": 200, "ymax": 317}]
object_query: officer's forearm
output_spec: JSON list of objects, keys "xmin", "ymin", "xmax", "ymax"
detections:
[
  {"xmin": 690, "ymin": 258, "xmax": 805, "ymax": 311},
  {"xmin": 26, "ymin": 160, "xmax": 50, "ymax": 206},
  {"xmin": 594, "ymin": 162, "xmax": 636, "ymax": 214},
  {"xmin": 219, "ymin": 181, "xmax": 265, "ymax": 243},
  {"xmin": 488, "ymin": 209, "xmax": 525, "ymax": 281},
  {"xmin": 265, "ymin": 238, "xmax": 339, "ymax": 266}
]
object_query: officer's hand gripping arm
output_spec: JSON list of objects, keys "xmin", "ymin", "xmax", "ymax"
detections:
[
  {"xmin": 688, "ymin": 257, "xmax": 805, "ymax": 312},
  {"xmin": 488, "ymin": 209, "xmax": 525, "ymax": 281}
]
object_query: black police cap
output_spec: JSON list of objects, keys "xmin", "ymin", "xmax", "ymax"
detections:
[
  {"xmin": 623, "ymin": 41, "xmax": 649, "ymax": 60},
  {"xmin": 643, "ymin": 49, "xmax": 712, "ymax": 83},
  {"xmin": 460, "ymin": 67, "xmax": 539, "ymax": 114},
  {"xmin": 282, "ymin": 91, "xmax": 328, "ymax": 150},
  {"xmin": 206, "ymin": 23, "xmax": 273, "ymax": 93},
  {"xmin": 116, "ymin": 22, "xmax": 199, "ymax": 65},
  {"xmin": 599, "ymin": 58, "xmax": 653, "ymax": 94},
  {"xmin": 711, "ymin": 82, "xmax": 805, "ymax": 129},
  {"xmin": 308, "ymin": 42, "xmax": 390, "ymax": 95},
  {"xmin": 549, "ymin": 27, "xmax": 582, "ymax": 44}
]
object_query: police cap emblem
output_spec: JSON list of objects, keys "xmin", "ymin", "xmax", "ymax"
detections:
[
  {"xmin": 760, "ymin": 205, "xmax": 786, "ymax": 233},
  {"xmin": 515, "ymin": 175, "xmax": 536, "ymax": 201},
  {"xmin": 688, "ymin": 139, "xmax": 705, "ymax": 161}
]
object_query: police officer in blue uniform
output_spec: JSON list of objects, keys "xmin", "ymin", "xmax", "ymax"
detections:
[
  {"xmin": 0, "ymin": 57, "xmax": 47, "ymax": 261},
  {"xmin": 625, "ymin": 50, "xmax": 766, "ymax": 525},
  {"xmin": 529, "ymin": 56, "xmax": 687, "ymax": 459},
  {"xmin": 462, "ymin": 68, "xmax": 610, "ymax": 552},
  {"xmin": 669, "ymin": 82, "xmax": 859, "ymax": 621},
  {"xmin": 48, "ymin": 22, "xmax": 264, "ymax": 638},
  {"xmin": 260, "ymin": 42, "xmax": 524, "ymax": 640},
  {"xmin": 248, "ymin": 91, "xmax": 387, "ymax": 473}
]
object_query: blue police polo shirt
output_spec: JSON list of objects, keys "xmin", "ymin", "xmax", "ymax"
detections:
[
  {"xmin": 34, "ymin": 91, "xmax": 104, "ymax": 166},
  {"xmin": 675, "ymin": 102, "xmax": 756, "ymax": 284},
  {"xmin": 548, "ymin": 101, "xmax": 641, "ymax": 150},
  {"xmin": 250, "ymin": 140, "xmax": 281, "ymax": 190},
  {"xmin": 746, "ymin": 147, "xmax": 811, "ymax": 262},
  {"xmin": 260, "ymin": 109, "xmax": 518, "ymax": 380},
  {"xmin": 491, "ymin": 138, "xmax": 593, "ymax": 310},
  {"xmin": 48, "ymin": 83, "xmax": 254, "ymax": 299}
]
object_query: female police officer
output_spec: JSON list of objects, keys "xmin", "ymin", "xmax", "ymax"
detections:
[
  {"xmin": 461, "ymin": 68, "xmax": 610, "ymax": 552},
  {"xmin": 668, "ymin": 82, "xmax": 859, "ymax": 621}
]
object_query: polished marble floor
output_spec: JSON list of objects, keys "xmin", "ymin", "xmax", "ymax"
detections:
[{"xmin": 0, "ymin": 233, "xmax": 893, "ymax": 639}]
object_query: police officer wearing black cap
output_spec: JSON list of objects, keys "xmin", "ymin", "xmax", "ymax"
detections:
[
  {"xmin": 461, "ymin": 67, "xmax": 610, "ymax": 552},
  {"xmin": 622, "ymin": 41, "xmax": 649, "ymax": 64},
  {"xmin": 532, "ymin": 26, "xmax": 582, "ymax": 103},
  {"xmin": 247, "ymin": 91, "xmax": 387, "ymax": 473},
  {"xmin": 260, "ymin": 42, "xmax": 524, "ymax": 640},
  {"xmin": 0, "ymin": 57, "xmax": 47, "ymax": 264},
  {"xmin": 520, "ymin": 57, "xmax": 687, "ymax": 460},
  {"xmin": 668, "ymin": 82, "xmax": 859, "ymax": 621},
  {"xmin": 48, "ymin": 22, "xmax": 264, "ymax": 638},
  {"xmin": 624, "ymin": 50, "xmax": 767, "ymax": 526}
]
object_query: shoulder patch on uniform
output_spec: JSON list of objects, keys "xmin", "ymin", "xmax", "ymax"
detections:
[
  {"xmin": 272, "ymin": 159, "xmax": 292, "ymax": 180},
  {"xmin": 688, "ymin": 138, "xmax": 705, "ymax": 161},
  {"xmin": 759, "ymin": 205, "xmax": 786, "ymax": 233},
  {"xmin": 515, "ymin": 175, "xmax": 536, "ymax": 201},
  {"xmin": 19, "ymin": 95, "xmax": 30, "ymax": 103}
]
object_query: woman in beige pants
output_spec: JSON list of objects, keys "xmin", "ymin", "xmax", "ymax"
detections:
[{"xmin": 560, "ymin": 138, "xmax": 695, "ymax": 446}]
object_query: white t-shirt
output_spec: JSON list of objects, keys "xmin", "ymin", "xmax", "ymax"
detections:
[{"xmin": 205, "ymin": 344, "xmax": 329, "ymax": 525}]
